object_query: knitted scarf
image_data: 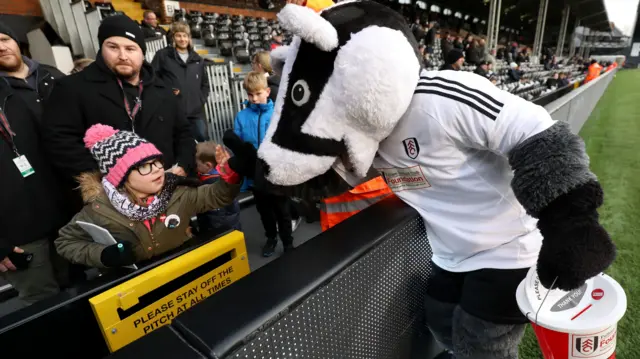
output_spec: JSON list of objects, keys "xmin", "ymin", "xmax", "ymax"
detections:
[{"xmin": 102, "ymin": 173, "xmax": 178, "ymax": 221}]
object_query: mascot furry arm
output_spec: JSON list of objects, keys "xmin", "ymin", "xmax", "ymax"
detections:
[{"xmin": 237, "ymin": 1, "xmax": 615, "ymax": 291}]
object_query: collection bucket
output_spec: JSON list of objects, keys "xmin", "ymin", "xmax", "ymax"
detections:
[{"xmin": 516, "ymin": 266, "xmax": 626, "ymax": 359}]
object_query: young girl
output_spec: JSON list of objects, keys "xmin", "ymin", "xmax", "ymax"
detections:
[{"xmin": 55, "ymin": 124, "xmax": 242, "ymax": 268}]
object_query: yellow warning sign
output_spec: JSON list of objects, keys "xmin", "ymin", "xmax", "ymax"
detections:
[{"xmin": 89, "ymin": 231, "xmax": 250, "ymax": 352}]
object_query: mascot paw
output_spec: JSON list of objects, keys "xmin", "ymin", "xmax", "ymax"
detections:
[
  {"xmin": 223, "ymin": 130, "xmax": 258, "ymax": 178},
  {"xmin": 537, "ymin": 219, "xmax": 616, "ymax": 291}
]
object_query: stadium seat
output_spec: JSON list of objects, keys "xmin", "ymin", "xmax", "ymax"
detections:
[
  {"xmin": 202, "ymin": 25, "xmax": 217, "ymax": 47},
  {"xmin": 234, "ymin": 46, "xmax": 251, "ymax": 64}
]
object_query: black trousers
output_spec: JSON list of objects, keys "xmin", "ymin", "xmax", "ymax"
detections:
[{"xmin": 254, "ymin": 190, "xmax": 293, "ymax": 243}]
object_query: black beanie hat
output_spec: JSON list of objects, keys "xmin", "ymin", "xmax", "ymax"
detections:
[
  {"xmin": 0, "ymin": 22, "xmax": 18, "ymax": 43},
  {"xmin": 98, "ymin": 15, "xmax": 146, "ymax": 54},
  {"xmin": 446, "ymin": 49, "xmax": 464, "ymax": 65}
]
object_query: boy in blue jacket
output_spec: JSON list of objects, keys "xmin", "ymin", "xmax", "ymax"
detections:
[
  {"xmin": 195, "ymin": 142, "xmax": 242, "ymax": 236},
  {"xmin": 234, "ymin": 72, "xmax": 293, "ymax": 257}
]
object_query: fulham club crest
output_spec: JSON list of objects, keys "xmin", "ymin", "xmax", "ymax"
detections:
[
  {"xmin": 403, "ymin": 138, "xmax": 420, "ymax": 159},
  {"xmin": 575, "ymin": 336, "xmax": 599, "ymax": 355}
]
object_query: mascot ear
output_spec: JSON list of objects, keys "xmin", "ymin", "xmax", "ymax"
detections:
[
  {"xmin": 270, "ymin": 45, "xmax": 291, "ymax": 76},
  {"xmin": 331, "ymin": 25, "xmax": 420, "ymax": 177},
  {"xmin": 277, "ymin": 4, "xmax": 339, "ymax": 52}
]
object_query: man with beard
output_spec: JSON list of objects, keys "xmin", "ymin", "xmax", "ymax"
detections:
[
  {"xmin": 0, "ymin": 23, "xmax": 69, "ymax": 306},
  {"xmin": 0, "ymin": 23, "xmax": 64, "ymax": 117},
  {"xmin": 140, "ymin": 10, "xmax": 167, "ymax": 39},
  {"xmin": 152, "ymin": 22, "xmax": 209, "ymax": 142},
  {"xmin": 42, "ymin": 15, "xmax": 195, "ymax": 213}
]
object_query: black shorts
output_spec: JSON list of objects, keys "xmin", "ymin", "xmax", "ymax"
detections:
[{"xmin": 426, "ymin": 262, "xmax": 530, "ymax": 324}]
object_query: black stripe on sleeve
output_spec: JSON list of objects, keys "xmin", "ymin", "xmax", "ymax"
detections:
[
  {"xmin": 416, "ymin": 81, "xmax": 502, "ymax": 115},
  {"xmin": 414, "ymin": 89, "xmax": 498, "ymax": 121},
  {"xmin": 419, "ymin": 75, "xmax": 504, "ymax": 108}
]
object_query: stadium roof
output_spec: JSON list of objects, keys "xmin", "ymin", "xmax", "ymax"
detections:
[{"xmin": 429, "ymin": 0, "xmax": 610, "ymax": 33}]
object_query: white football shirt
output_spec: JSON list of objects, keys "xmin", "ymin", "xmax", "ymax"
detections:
[{"xmin": 373, "ymin": 69, "xmax": 555, "ymax": 272}]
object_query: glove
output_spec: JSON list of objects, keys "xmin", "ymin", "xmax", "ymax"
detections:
[
  {"xmin": 222, "ymin": 130, "xmax": 257, "ymax": 178},
  {"xmin": 100, "ymin": 241, "xmax": 136, "ymax": 268},
  {"xmin": 536, "ymin": 181, "xmax": 616, "ymax": 291}
]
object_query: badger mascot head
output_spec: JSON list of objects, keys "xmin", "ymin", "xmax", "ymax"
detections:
[{"xmin": 258, "ymin": 0, "xmax": 421, "ymax": 190}]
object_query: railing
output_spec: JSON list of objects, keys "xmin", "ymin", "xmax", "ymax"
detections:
[
  {"xmin": 144, "ymin": 36, "xmax": 168, "ymax": 63},
  {"xmin": 203, "ymin": 63, "xmax": 247, "ymax": 144},
  {"xmin": 545, "ymin": 68, "xmax": 617, "ymax": 134}
]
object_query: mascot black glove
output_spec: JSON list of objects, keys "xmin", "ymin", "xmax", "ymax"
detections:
[
  {"xmin": 536, "ymin": 181, "xmax": 616, "ymax": 291},
  {"xmin": 222, "ymin": 130, "xmax": 257, "ymax": 179},
  {"xmin": 100, "ymin": 241, "xmax": 136, "ymax": 268}
]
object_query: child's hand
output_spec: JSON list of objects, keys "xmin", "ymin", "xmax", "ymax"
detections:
[{"xmin": 215, "ymin": 145, "xmax": 231, "ymax": 170}]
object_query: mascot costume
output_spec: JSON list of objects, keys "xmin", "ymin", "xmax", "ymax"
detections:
[{"xmin": 224, "ymin": 1, "xmax": 616, "ymax": 358}]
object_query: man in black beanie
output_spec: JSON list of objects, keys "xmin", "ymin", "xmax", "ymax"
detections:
[
  {"xmin": 440, "ymin": 48, "xmax": 464, "ymax": 71},
  {"xmin": 42, "ymin": 15, "xmax": 195, "ymax": 213},
  {"xmin": 0, "ymin": 22, "xmax": 69, "ymax": 307},
  {"xmin": 0, "ymin": 22, "xmax": 65, "ymax": 116}
]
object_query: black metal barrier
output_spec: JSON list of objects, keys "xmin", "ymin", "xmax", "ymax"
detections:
[
  {"xmin": 533, "ymin": 82, "xmax": 578, "ymax": 107},
  {"xmin": 107, "ymin": 196, "xmax": 442, "ymax": 359},
  {"xmin": 0, "ymin": 233, "xmax": 234, "ymax": 358}
]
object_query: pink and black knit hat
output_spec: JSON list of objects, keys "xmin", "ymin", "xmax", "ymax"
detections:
[{"xmin": 84, "ymin": 124, "xmax": 163, "ymax": 187}]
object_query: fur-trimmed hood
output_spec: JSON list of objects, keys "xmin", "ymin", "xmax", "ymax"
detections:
[{"xmin": 76, "ymin": 172, "xmax": 105, "ymax": 203}]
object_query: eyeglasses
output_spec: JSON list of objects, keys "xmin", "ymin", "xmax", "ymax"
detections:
[{"xmin": 136, "ymin": 160, "xmax": 164, "ymax": 176}]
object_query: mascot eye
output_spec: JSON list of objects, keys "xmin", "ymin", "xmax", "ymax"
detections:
[{"xmin": 291, "ymin": 79, "xmax": 311, "ymax": 106}]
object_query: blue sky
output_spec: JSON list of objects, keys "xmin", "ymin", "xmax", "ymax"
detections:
[{"xmin": 604, "ymin": 0, "xmax": 639, "ymax": 35}]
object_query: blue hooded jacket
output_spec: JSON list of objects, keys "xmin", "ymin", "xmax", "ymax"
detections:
[
  {"xmin": 233, "ymin": 100, "xmax": 274, "ymax": 191},
  {"xmin": 233, "ymin": 99, "xmax": 275, "ymax": 150}
]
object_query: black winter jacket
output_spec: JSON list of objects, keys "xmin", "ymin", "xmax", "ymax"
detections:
[
  {"xmin": 41, "ymin": 54, "xmax": 196, "ymax": 192},
  {"xmin": 151, "ymin": 47, "xmax": 209, "ymax": 120},
  {"xmin": 267, "ymin": 73, "xmax": 280, "ymax": 103},
  {"xmin": 0, "ymin": 57, "xmax": 65, "ymax": 119},
  {"xmin": 0, "ymin": 86, "xmax": 72, "ymax": 247},
  {"xmin": 141, "ymin": 22, "xmax": 168, "ymax": 39}
]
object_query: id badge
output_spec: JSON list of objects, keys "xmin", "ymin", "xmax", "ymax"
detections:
[{"xmin": 13, "ymin": 155, "xmax": 35, "ymax": 177}]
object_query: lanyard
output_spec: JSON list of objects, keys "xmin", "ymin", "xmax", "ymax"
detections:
[
  {"xmin": 117, "ymin": 79, "xmax": 143, "ymax": 123},
  {"xmin": 0, "ymin": 108, "xmax": 19, "ymax": 156}
]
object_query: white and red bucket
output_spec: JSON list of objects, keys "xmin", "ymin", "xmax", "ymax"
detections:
[{"xmin": 516, "ymin": 266, "xmax": 627, "ymax": 359}]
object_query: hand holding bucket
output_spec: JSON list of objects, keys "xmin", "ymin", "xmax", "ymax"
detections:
[{"xmin": 516, "ymin": 267, "xmax": 626, "ymax": 359}]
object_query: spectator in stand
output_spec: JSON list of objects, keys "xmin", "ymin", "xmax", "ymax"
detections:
[
  {"xmin": 70, "ymin": 58, "xmax": 94, "ymax": 74},
  {"xmin": 252, "ymin": 50, "xmax": 279, "ymax": 102},
  {"xmin": 270, "ymin": 31, "xmax": 284, "ymax": 50},
  {"xmin": 195, "ymin": 142, "xmax": 241, "ymax": 237},
  {"xmin": 509, "ymin": 42, "xmax": 518, "ymax": 62},
  {"xmin": 476, "ymin": 38, "xmax": 487, "ymax": 62},
  {"xmin": 463, "ymin": 34, "xmax": 473, "ymax": 50},
  {"xmin": 515, "ymin": 49, "xmax": 528, "ymax": 64},
  {"xmin": 411, "ymin": 20, "xmax": 425, "ymax": 45},
  {"xmin": 0, "ymin": 24, "xmax": 71, "ymax": 306},
  {"xmin": 424, "ymin": 21, "xmax": 436, "ymax": 54},
  {"xmin": 474, "ymin": 60, "xmax": 490, "ymax": 78},
  {"xmin": 234, "ymin": 72, "xmax": 294, "ymax": 257},
  {"xmin": 454, "ymin": 36, "xmax": 464, "ymax": 50},
  {"xmin": 557, "ymin": 72, "xmax": 570, "ymax": 87},
  {"xmin": 152, "ymin": 22, "xmax": 210, "ymax": 142},
  {"xmin": 465, "ymin": 39, "xmax": 481, "ymax": 65},
  {"xmin": 141, "ymin": 10, "xmax": 167, "ymax": 39},
  {"xmin": 42, "ymin": 15, "xmax": 196, "ymax": 214},
  {"xmin": 441, "ymin": 32, "xmax": 453, "ymax": 60},
  {"xmin": 55, "ymin": 125, "xmax": 243, "ymax": 269},
  {"xmin": 545, "ymin": 72, "xmax": 559, "ymax": 89},
  {"xmin": 440, "ymin": 48, "xmax": 464, "ymax": 71},
  {"xmin": 508, "ymin": 62, "xmax": 522, "ymax": 82}
]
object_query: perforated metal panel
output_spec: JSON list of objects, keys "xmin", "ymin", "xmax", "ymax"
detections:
[{"xmin": 229, "ymin": 217, "xmax": 432, "ymax": 359}]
